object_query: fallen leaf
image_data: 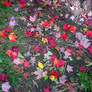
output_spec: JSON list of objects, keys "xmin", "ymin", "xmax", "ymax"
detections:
[{"xmin": 24, "ymin": 60, "xmax": 30, "ymax": 68}]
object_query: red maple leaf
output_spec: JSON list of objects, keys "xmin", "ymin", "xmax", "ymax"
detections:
[
  {"xmin": 24, "ymin": 60, "xmax": 30, "ymax": 68},
  {"xmin": 50, "ymin": 54, "xmax": 57, "ymax": 61},
  {"xmin": 88, "ymin": 45, "xmax": 92, "ymax": 53},
  {"xmin": 54, "ymin": 59, "xmax": 65, "ymax": 67},
  {"xmin": 3, "ymin": 0, "xmax": 11, "ymax": 7},
  {"xmin": 61, "ymin": 33, "xmax": 68, "ymax": 40}
]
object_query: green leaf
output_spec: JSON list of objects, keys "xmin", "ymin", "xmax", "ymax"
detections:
[
  {"xmin": 26, "ymin": 3, "xmax": 30, "ymax": 6},
  {"xmin": 69, "ymin": 57, "xmax": 73, "ymax": 61},
  {"xmin": 83, "ymin": 28, "xmax": 88, "ymax": 31},
  {"xmin": 38, "ymin": 7, "xmax": 43, "ymax": 10},
  {"xmin": 59, "ymin": 67, "xmax": 64, "ymax": 72},
  {"xmin": 49, "ymin": 67, "xmax": 54, "ymax": 71},
  {"xmin": 9, "ymin": 25, "xmax": 14, "ymax": 28},
  {"xmin": 18, "ymin": 52, "xmax": 24, "ymax": 59},
  {"xmin": 44, "ymin": 76, "xmax": 49, "ymax": 80},
  {"xmin": 44, "ymin": 51, "xmax": 52, "ymax": 59}
]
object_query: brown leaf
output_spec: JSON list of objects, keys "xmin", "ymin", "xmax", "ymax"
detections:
[
  {"xmin": 41, "ymin": 0, "xmax": 49, "ymax": 7},
  {"xmin": 49, "ymin": 21, "xmax": 54, "ymax": 26},
  {"xmin": 55, "ymin": 45, "xmax": 60, "ymax": 51},
  {"xmin": 84, "ymin": 58, "xmax": 89, "ymax": 64},
  {"xmin": 23, "ymin": 72, "xmax": 29, "ymax": 79},
  {"xmin": 39, "ymin": 12, "xmax": 44, "ymax": 17},
  {"xmin": 12, "ymin": 65, "xmax": 24, "ymax": 73},
  {"xmin": 76, "ymin": 56, "xmax": 81, "ymax": 60}
]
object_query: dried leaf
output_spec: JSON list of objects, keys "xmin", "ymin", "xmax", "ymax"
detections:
[{"xmin": 12, "ymin": 65, "xmax": 24, "ymax": 73}]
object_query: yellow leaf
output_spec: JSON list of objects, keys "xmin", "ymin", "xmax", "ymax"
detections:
[
  {"xmin": 55, "ymin": 46, "xmax": 60, "ymax": 51},
  {"xmin": 50, "ymin": 75, "xmax": 55, "ymax": 81},
  {"xmin": 38, "ymin": 61, "xmax": 44, "ymax": 69},
  {"xmin": 42, "ymin": 38, "xmax": 48, "ymax": 44}
]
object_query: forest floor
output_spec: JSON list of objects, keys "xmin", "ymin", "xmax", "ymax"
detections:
[{"xmin": 0, "ymin": 0, "xmax": 92, "ymax": 92}]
